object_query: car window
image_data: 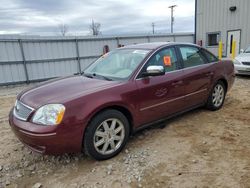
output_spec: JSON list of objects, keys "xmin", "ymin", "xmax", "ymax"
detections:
[
  {"xmin": 245, "ymin": 46, "xmax": 250, "ymax": 53},
  {"xmin": 180, "ymin": 46, "xmax": 206, "ymax": 68},
  {"xmin": 84, "ymin": 49, "xmax": 149, "ymax": 80},
  {"xmin": 202, "ymin": 49, "xmax": 218, "ymax": 63},
  {"xmin": 145, "ymin": 48, "xmax": 178, "ymax": 73}
]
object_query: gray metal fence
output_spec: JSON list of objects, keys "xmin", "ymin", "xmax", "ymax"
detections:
[{"xmin": 0, "ymin": 33, "xmax": 194, "ymax": 85}]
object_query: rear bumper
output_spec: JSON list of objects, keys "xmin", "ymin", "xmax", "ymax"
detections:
[
  {"xmin": 9, "ymin": 109, "xmax": 84, "ymax": 155},
  {"xmin": 234, "ymin": 64, "xmax": 250, "ymax": 75}
]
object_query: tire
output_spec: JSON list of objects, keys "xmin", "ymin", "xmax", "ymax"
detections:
[
  {"xmin": 206, "ymin": 81, "xmax": 226, "ymax": 111},
  {"xmin": 83, "ymin": 109, "xmax": 130, "ymax": 160}
]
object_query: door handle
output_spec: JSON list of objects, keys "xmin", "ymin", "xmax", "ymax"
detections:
[
  {"xmin": 205, "ymin": 72, "xmax": 214, "ymax": 76},
  {"xmin": 172, "ymin": 80, "xmax": 183, "ymax": 86}
]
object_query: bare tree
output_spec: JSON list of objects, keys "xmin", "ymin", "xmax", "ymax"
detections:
[
  {"xmin": 58, "ymin": 23, "xmax": 69, "ymax": 37},
  {"xmin": 89, "ymin": 20, "xmax": 101, "ymax": 36}
]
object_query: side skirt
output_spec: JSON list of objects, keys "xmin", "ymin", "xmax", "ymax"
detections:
[{"xmin": 132, "ymin": 103, "xmax": 205, "ymax": 134}]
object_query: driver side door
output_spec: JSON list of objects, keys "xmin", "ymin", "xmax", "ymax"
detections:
[{"xmin": 134, "ymin": 47, "xmax": 186, "ymax": 127}]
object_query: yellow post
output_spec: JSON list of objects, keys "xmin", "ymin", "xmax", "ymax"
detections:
[
  {"xmin": 218, "ymin": 41, "xmax": 223, "ymax": 60},
  {"xmin": 231, "ymin": 40, "xmax": 236, "ymax": 59}
]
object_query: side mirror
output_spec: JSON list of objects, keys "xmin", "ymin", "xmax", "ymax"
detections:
[
  {"xmin": 240, "ymin": 49, "xmax": 244, "ymax": 53},
  {"xmin": 142, "ymin": 66, "xmax": 165, "ymax": 77}
]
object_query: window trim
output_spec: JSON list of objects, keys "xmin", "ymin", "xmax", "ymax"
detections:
[
  {"xmin": 136, "ymin": 46, "xmax": 181, "ymax": 79},
  {"xmin": 206, "ymin": 31, "xmax": 221, "ymax": 48},
  {"xmin": 201, "ymin": 48, "xmax": 218, "ymax": 63},
  {"xmin": 177, "ymin": 45, "xmax": 208, "ymax": 69}
]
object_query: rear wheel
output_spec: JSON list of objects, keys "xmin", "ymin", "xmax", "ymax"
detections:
[
  {"xmin": 206, "ymin": 81, "xmax": 226, "ymax": 111},
  {"xmin": 83, "ymin": 109, "xmax": 130, "ymax": 160}
]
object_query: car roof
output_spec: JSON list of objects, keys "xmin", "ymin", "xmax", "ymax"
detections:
[{"xmin": 122, "ymin": 42, "xmax": 199, "ymax": 50}]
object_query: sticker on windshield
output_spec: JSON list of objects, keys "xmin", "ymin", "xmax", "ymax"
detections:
[{"xmin": 133, "ymin": 50, "xmax": 148, "ymax": 55}]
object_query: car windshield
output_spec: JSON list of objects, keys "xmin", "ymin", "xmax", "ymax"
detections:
[
  {"xmin": 84, "ymin": 49, "xmax": 150, "ymax": 81},
  {"xmin": 245, "ymin": 46, "xmax": 250, "ymax": 53}
]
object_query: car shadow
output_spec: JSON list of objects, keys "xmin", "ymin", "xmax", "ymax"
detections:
[{"xmin": 236, "ymin": 75, "xmax": 250, "ymax": 80}]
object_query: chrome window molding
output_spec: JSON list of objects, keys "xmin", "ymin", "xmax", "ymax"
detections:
[{"xmin": 134, "ymin": 44, "xmax": 217, "ymax": 81}]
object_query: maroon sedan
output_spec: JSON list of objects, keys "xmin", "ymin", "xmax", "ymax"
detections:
[{"xmin": 9, "ymin": 42, "xmax": 235, "ymax": 160}]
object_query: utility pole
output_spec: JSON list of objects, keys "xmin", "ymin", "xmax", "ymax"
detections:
[
  {"xmin": 168, "ymin": 5, "xmax": 177, "ymax": 33},
  {"xmin": 152, "ymin": 22, "xmax": 155, "ymax": 34},
  {"xmin": 92, "ymin": 19, "xmax": 95, "ymax": 34}
]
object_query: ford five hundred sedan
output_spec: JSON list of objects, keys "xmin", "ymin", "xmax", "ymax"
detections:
[{"xmin": 9, "ymin": 42, "xmax": 235, "ymax": 160}]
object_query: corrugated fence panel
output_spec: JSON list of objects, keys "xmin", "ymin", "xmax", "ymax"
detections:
[
  {"xmin": 27, "ymin": 60, "xmax": 78, "ymax": 80},
  {"xmin": 78, "ymin": 39, "xmax": 117, "ymax": 57},
  {"xmin": 0, "ymin": 64, "xmax": 26, "ymax": 83},
  {"xmin": 0, "ymin": 40, "xmax": 27, "ymax": 84},
  {"xmin": 0, "ymin": 33, "xmax": 194, "ymax": 85},
  {"xmin": 80, "ymin": 57, "xmax": 98, "ymax": 70},
  {"xmin": 175, "ymin": 35, "xmax": 194, "ymax": 43},
  {"xmin": 0, "ymin": 41, "xmax": 22, "ymax": 62},
  {"xmin": 23, "ymin": 41, "xmax": 77, "ymax": 60},
  {"xmin": 149, "ymin": 36, "xmax": 174, "ymax": 42},
  {"xmin": 119, "ymin": 37, "xmax": 148, "ymax": 45}
]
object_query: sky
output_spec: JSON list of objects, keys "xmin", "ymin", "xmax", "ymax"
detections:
[{"xmin": 0, "ymin": 0, "xmax": 195, "ymax": 36}]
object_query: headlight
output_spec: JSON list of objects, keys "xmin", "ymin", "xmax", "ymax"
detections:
[
  {"xmin": 32, "ymin": 104, "xmax": 65, "ymax": 126},
  {"xmin": 233, "ymin": 59, "xmax": 241, "ymax": 65}
]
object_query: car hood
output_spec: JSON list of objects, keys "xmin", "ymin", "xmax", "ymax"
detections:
[
  {"xmin": 18, "ymin": 76, "xmax": 122, "ymax": 108},
  {"xmin": 235, "ymin": 53, "xmax": 250, "ymax": 62}
]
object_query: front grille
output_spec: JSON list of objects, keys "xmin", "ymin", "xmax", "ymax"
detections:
[
  {"xmin": 242, "ymin": 62, "xmax": 250, "ymax": 66},
  {"xmin": 238, "ymin": 70, "xmax": 250, "ymax": 75},
  {"xmin": 13, "ymin": 100, "xmax": 34, "ymax": 121}
]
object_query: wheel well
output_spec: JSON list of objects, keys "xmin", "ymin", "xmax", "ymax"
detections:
[
  {"xmin": 88, "ymin": 106, "xmax": 134, "ymax": 135},
  {"xmin": 218, "ymin": 78, "xmax": 228, "ymax": 92}
]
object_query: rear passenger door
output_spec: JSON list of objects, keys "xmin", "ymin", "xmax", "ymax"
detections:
[{"xmin": 177, "ymin": 45, "xmax": 214, "ymax": 108}]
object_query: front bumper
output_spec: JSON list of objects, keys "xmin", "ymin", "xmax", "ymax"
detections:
[
  {"xmin": 9, "ymin": 109, "xmax": 84, "ymax": 155},
  {"xmin": 234, "ymin": 64, "xmax": 250, "ymax": 75}
]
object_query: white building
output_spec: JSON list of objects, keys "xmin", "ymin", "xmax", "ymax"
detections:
[{"xmin": 195, "ymin": 0, "xmax": 250, "ymax": 57}]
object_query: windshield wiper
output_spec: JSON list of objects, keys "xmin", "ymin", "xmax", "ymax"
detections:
[
  {"xmin": 82, "ymin": 72, "xmax": 94, "ymax": 79},
  {"xmin": 81, "ymin": 72, "xmax": 113, "ymax": 81}
]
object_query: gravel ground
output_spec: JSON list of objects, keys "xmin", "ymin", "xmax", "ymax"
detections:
[{"xmin": 0, "ymin": 76, "xmax": 250, "ymax": 188}]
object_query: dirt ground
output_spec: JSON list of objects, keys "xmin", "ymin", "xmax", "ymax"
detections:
[{"xmin": 0, "ymin": 77, "xmax": 250, "ymax": 188}]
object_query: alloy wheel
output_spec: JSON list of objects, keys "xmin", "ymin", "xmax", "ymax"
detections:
[
  {"xmin": 93, "ymin": 118, "xmax": 125, "ymax": 155},
  {"xmin": 212, "ymin": 84, "xmax": 225, "ymax": 107}
]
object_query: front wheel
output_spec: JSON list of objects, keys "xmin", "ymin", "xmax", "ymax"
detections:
[
  {"xmin": 206, "ymin": 81, "xmax": 226, "ymax": 111},
  {"xmin": 83, "ymin": 109, "xmax": 130, "ymax": 160}
]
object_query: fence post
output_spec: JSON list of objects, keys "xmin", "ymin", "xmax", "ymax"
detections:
[
  {"xmin": 147, "ymin": 36, "xmax": 150, "ymax": 43},
  {"xmin": 75, "ymin": 38, "xmax": 81, "ymax": 73},
  {"xmin": 18, "ymin": 39, "xmax": 29, "ymax": 83},
  {"xmin": 116, "ymin": 37, "xmax": 120, "ymax": 47}
]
